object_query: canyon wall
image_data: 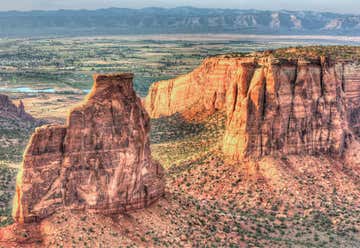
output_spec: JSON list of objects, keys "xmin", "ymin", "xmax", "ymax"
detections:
[
  {"xmin": 13, "ymin": 73, "xmax": 165, "ymax": 223},
  {"xmin": 343, "ymin": 62, "xmax": 360, "ymax": 136},
  {"xmin": 145, "ymin": 55, "xmax": 360, "ymax": 160}
]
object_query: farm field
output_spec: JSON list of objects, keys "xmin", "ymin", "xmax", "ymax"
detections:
[{"xmin": 1, "ymin": 35, "xmax": 359, "ymax": 120}]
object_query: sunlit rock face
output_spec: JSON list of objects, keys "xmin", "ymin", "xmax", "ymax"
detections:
[
  {"xmin": 144, "ymin": 57, "xmax": 256, "ymax": 119},
  {"xmin": 343, "ymin": 62, "xmax": 360, "ymax": 137},
  {"xmin": 13, "ymin": 73, "xmax": 165, "ymax": 223},
  {"xmin": 0, "ymin": 94, "xmax": 35, "ymax": 122},
  {"xmin": 145, "ymin": 55, "xmax": 360, "ymax": 160},
  {"xmin": 224, "ymin": 57, "xmax": 349, "ymax": 159}
]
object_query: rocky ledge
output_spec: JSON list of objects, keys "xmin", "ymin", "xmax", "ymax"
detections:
[
  {"xmin": 145, "ymin": 53, "xmax": 360, "ymax": 160},
  {"xmin": 13, "ymin": 73, "xmax": 165, "ymax": 223}
]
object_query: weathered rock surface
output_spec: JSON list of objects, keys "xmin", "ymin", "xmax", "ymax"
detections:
[
  {"xmin": 343, "ymin": 62, "xmax": 360, "ymax": 136},
  {"xmin": 13, "ymin": 73, "xmax": 165, "ymax": 223},
  {"xmin": 0, "ymin": 94, "xmax": 42, "ymax": 161},
  {"xmin": 0, "ymin": 94, "xmax": 36, "ymax": 123},
  {"xmin": 145, "ymin": 54, "xmax": 360, "ymax": 160}
]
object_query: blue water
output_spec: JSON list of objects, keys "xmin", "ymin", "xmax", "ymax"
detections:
[
  {"xmin": 0, "ymin": 86, "xmax": 90, "ymax": 94},
  {"xmin": 0, "ymin": 86, "xmax": 56, "ymax": 93}
]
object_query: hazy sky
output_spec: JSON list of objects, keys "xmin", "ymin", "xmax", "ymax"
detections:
[{"xmin": 1, "ymin": 0, "xmax": 360, "ymax": 14}]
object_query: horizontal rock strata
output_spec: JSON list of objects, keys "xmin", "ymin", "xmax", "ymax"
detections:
[
  {"xmin": 145, "ymin": 55, "xmax": 360, "ymax": 160},
  {"xmin": 13, "ymin": 73, "xmax": 165, "ymax": 223}
]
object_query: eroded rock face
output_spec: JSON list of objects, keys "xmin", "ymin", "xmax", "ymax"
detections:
[
  {"xmin": 0, "ymin": 94, "xmax": 36, "ymax": 123},
  {"xmin": 13, "ymin": 73, "xmax": 165, "ymax": 223},
  {"xmin": 343, "ymin": 62, "xmax": 360, "ymax": 136},
  {"xmin": 145, "ymin": 57, "xmax": 255, "ymax": 119},
  {"xmin": 145, "ymin": 55, "xmax": 360, "ymax": 160}
]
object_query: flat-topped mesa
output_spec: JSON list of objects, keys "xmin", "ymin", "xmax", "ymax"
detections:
[
  {"xmin": 145, "ymin": 53, "xmax": 360, "ymax": 160},
  {"xmin": 13, "ymin": 73, "xmax": 165, "ymax": 224}
]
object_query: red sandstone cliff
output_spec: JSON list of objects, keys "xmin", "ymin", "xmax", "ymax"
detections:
[
  {"xmin": 0, "ymin": 94, "xmax": 36, "ymax": 123},
  {"xmin": 13, "ymin": 73, "xmax": 165, "ymax": 223},
  {"xmin": 144, "ymin": 55, "xmax": 360, "ymax": 160}
]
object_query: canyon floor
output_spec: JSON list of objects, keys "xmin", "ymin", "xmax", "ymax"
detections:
[{"xmin": 0, "ymin": 43, "xmax": 360, "ymax": 247}]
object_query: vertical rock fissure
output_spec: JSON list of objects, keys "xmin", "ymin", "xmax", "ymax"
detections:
[
  {"xmin": 320, "ymin": 57, "xmax": 326, "ymax": 97},
  {"xmin": 258, "ymin": 68, "xmax": 268, "ymax": 156},
  {"xmin": 341, "ymin": 63, "xmax": 346, "ymax": 93},
  {"xmin": 144, "ymin": 55, "xmax": 357, "ymax": 160},
  {"xmin": 212, "ymin": 91, "xmax": 218, "ymax": 110},
  {"xmin": 287, "ymin": 63, "xmax": 298, "ymax": 136},
  {"xmin": 110, "ymin": 99, "xmax": 116, "ymax": 128},
  {"xmin": 232, "ymin": 82, "xmax": 239, "ymax": 113},
  {"xmin": 326, "ymin": 104, "xmax": 333, "ymax": 145},
  {"xmin": 245, "ymin": 64, "xmax": 256, "ymax": 96},
  {"xmin": 58, "ymin": 128, "xmax": 68, "ymax": 207},
  {"xmin": 261, "ymin": 77, "xmax": 267, "ymax": 121},
  {"xmin": 13, "ymin": 73, "xmax": 165, "ymax": 223},
  {"xmin": 167, "ymin": 80, "xmax": 174, "ymax": 113}
]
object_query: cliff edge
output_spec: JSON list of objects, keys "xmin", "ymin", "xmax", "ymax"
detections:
[{"xmin": 145, "ymin": 50, "xmax": 360, "ymax": 160}]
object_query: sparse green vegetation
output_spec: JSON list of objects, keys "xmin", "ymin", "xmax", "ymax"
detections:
[
  {"xmin": 0, "ymin": 162, "xmax": 16, "ymax": 227},
  {"xmin": 0, "ymin": 38, "xmax": 359, "ymax": 246},
  {"xmin": 151, "ymin": 112, "xmax": 226, "ymax": 168},
  {"xmin": 214, "ymin": 45, "xmax": 360, "ymax": 61},
  {"xmin": 149, "ymin": 101, "xmax": 360, "ymax": 247},
  {"xmin": 1, "ymin": 37, "xmax": 356, "ymax": 98}
]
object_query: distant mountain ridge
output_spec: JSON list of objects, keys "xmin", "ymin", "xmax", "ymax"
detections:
[{"xmin": 1, "ymin": 7, "xmax": 360, "ymax": 37}]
